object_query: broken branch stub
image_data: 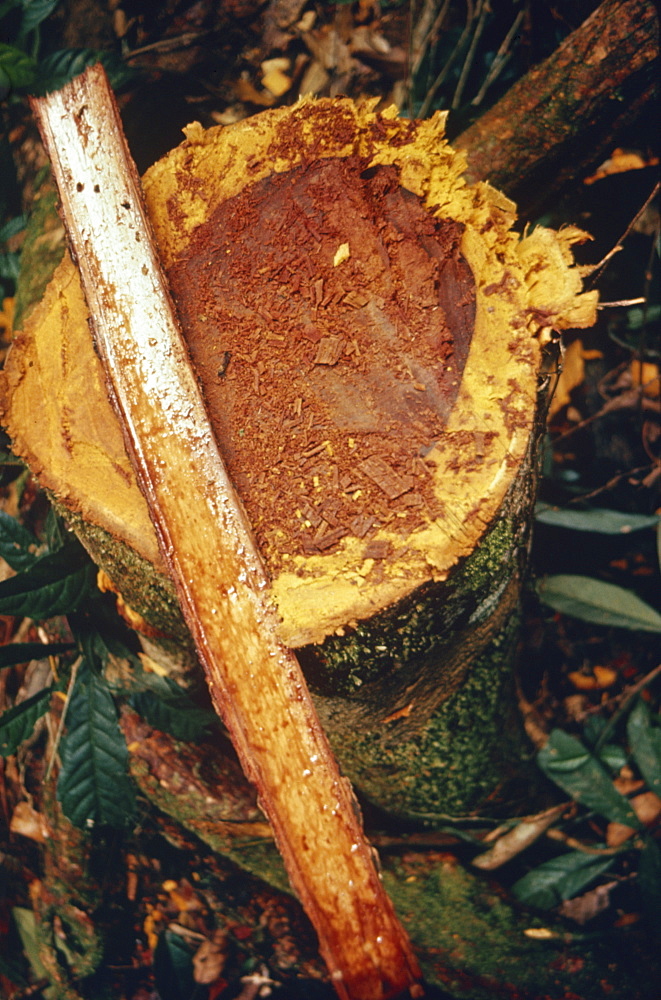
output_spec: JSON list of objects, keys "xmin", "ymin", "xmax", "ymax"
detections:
[{"xmin": 31, "ymin": 64, "xmax": 422, "ymax": 1000}]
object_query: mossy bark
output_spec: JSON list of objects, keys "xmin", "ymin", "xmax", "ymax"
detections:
[{"xmin": 383, "ymin": 854, "xmax": 660, "ymax": 1000}]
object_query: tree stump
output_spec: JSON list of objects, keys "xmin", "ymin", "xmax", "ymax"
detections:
[{"xmin": 0, "ymin": 98, "xmax": 597, "ymax": 820}]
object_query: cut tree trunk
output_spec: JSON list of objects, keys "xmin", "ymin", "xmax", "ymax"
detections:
[{"xmin": 0, "ymin": 93, "xmax": 597, "ymax": 827}]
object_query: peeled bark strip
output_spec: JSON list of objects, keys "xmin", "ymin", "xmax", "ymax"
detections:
[{"xmin": 31, "ymin": 65, "xmax": 421, "ymax": 1000}]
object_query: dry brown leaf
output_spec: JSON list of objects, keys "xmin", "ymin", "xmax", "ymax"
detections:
[
  {"xmin": 261, "ymin": 60, "xmax": 292, "ymax": 96},
  {"xmin": 548, "ymin": 338, "xmax": 584, "ymax": 419},
  {"xmin": 298, "ymin": 59, "xmax": 329, "ymax": 96},
  {"xmin": 193, "ymin": 930, "xmax": 229, "ymax": 984},
  {"xmin": 613, "ymin": 772, "xmax": 645, "ymax": 796},
  {"xmin": 567, "ymin": 665, "xmax": 618, "ymax": 690},
  {"xmin": 233, "ymin": 76, "xmax": 276, "ymax": 107},
  {"xmin": 584, "ymin": 147, "xmax": 658, "ymax": 184},
  {"xmin": 0, "ymin": 297, "xmax": 14, "ymax": 340},
  {"xmin": 9, "ymin": 800, "xmax": 50, "ymax": 843},
  {"xmin": 558, "ymin": 881, "xmax": 616, "ymax": 924},
  {"xmin": 606, "ymin": 791, "xmax": 661, "ymax": 846},
  {"xmin": 632, "ymin": 791, "xmax": 661, "ymax": 825},
  {"xmin": 606, "ymin": 820, "xmax": 637, "ymax": 847},
  {"xmin": 629, "ymin": 360, "xmax": 661, "ymax": 398},
  {"xmin": 472, "ymin": 804, "xmax": 566, "ymax": 870}
]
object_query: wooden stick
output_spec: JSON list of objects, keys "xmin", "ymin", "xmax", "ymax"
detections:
[{"xmin": 31, "ymin": 64, "xmax": 422, "ymax": 1000}]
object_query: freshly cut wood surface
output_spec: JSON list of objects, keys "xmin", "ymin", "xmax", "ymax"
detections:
[{"xmin": 31, "ymin": 65, "xmax": 421, "ymax": 1000}]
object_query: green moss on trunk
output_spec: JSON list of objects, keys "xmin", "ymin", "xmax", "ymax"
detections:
[
  {"xmin": 383, "ymin": 854, "xmax": 661, "ymax": 999},
  {"xmin": 327, "ymin": 609, "xmax": 529, "ymax": 819}
]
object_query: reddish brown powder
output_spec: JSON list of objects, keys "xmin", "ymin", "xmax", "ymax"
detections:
[{"xmin": 168, "ymin": 155, "xmax": 475, "ymax": 570}]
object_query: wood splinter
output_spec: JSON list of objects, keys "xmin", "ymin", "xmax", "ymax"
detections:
[{"xmin": 31, "ymin": 65, "xmax": 423, "ymax": 1000}]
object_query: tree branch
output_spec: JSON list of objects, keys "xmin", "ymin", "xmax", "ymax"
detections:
[
  {"xmin": 31, "ymin": 64, "xmax": 422, "ymax": 1000},
  {"xmin": 455, "ymin": 0, "xmax": 659, "ymax": 217}
]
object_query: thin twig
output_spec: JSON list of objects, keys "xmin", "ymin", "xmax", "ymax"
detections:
[
  {"xmin": 551, "ymin": 386, "xmax": 644, "ymax": 444},
  {"xmin": 592, "ymin": 662, "xmax": 661, "ymax": 756},
  {"xmin": 418, "ymin": 0, "xmax": 476, "ymax": 118},
  {"xmin": 45, "ymin": 655, "xmax": 81, "ymax": 781},
  {"xmin": 566, "ymin": 463, "xmax": 656, "ymax": 505},
  {"xmin": 586, "ymin": 181, "xmax": 660, "ymax": 286},
  {"xmin": 545, "ymin": 828, "xmax": 632, "ymax": 855},
  {"xmin": 452, "ymin": 0, "xmax": 488, "ymax": 109},
  {"xmin": 411, "ymin": 0, "xmax": 452, "ymax": 78},
  {"xmin": 597, "ymin": 297, "xmax": 646, "ymax": 308},
  {"xmin": 124, "ymin": 31, "xmax": 210, "ymax": 60},
  {"xmin": 471, "ymin": 8, "xmax": 526, "ymax": 106}
]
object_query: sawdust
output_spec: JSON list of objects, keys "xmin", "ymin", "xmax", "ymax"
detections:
[{"xmin": 168, "ymin": 154, "xmax": 475, "ymax": 572}]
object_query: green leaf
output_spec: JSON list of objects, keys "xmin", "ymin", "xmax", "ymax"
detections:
[
  {"xmin": 0, "ymin": 213, "xmax": 26, "ymax": 242},
  {"xmin": 73, "ymin": 621, "xmax": 137, "ymax": 670},
  {"xmin": 43, "ymin": 506, "xmax": 67, "ymax": 553},
  {"xmin": 0, "ymin": 641, "xmax": 76, "ymax": 669},
  {"xmin": 131, "ymin": 676, "xmax": 217, "ymax": 741},
  {"xmin": 17, "ymin": 0, "xmax": 59, "ymax": 35},
  {"xmin": 0, "ymin": 248, "xmax": 20, "ymax": 283},
  {"xmin": 0, "ymin": 686, "xmax": 52, "ymax": 756},
  {"xmin": 537, "ymin": 575, "xmax": 661, "ymax": 633},
  {"xmin": 0, "ymin": 1, "xmax": 20, "ymax": 22},
  {"xmin": 0, "ymin": 540, "xmax": 98, "ymax": 618},
  {"xmin": 12, "ymin": 907, "xmax": 48, "ymax": 981},
  {"xmin": 535, "ymin": 504, "xmax": 660, "ymax": 535},
  {"xmin": 35, "ymin": 48, "xmax": 137, "ymax": 95},
  {"xmin": 627, "ymin": 701, "xmax": 661, "ymax": 796},
  {"xmin": 57, "ymin": 663, "xmax": 136, "ymax": 828},
  {"xmin": 512, "ymin": 850, "xmax": 615, "ymax": 910},
  {"xmin": 153, "ymin": 930, "xmax": 196, "ymax": 1000},
  {"xmin": 0, "ymin": 509, "xmax": 41, "ymax": 571},
  {"xmin": 0, "ymin": 43, "xmax": 36, "ymax": 96},
  {"xmin": 538, "ymin": 729, "xmax": 641, "ymax": 828},
  {"xmin": 598, "ymin": 743, "xmax": 628, "ymax": 773}
]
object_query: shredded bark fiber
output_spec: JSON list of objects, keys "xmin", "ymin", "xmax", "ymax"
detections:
[{"xmin": 168, "ymin": 154, "xmax": 475, "ymax": 571}]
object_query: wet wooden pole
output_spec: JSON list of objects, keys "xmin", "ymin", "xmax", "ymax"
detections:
[{"xmin": 31, "ymin": 64, "xmax": 422, "ymax": 1000}]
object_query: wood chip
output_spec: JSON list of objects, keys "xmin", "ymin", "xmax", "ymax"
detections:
[
  {"xmin": 350, "ymin": 515, "xmax": 376, "ymax": 538},
  {"xmin": 313, "ymin": 519, "xmax": 331, "ymax": 541},
  {"xmin": 363, "ymin": 539, "xmax": 391, "ymax": 560},
  {"xmin": 399, "ymin": 492, "xmax": 424, "ymax": 507},
  {"xmin": 300, "ymin": 504, "xmax": 322, "ymax": 528},
  {"xmin": 314, "ymin": 526, "xmax": 348, "ymax": 550},
  {"xmin": 343, "ymin": 290, "xmax": 369, "ymax": 308},
  {"xmin": 357, "ymin": 456, "xmax": 415, "ymax": 499},
  {"xmin": 301, "ymin": 441, "xmax": 327, "ymax": 458},
  {"xmin": 313, "ymin": 335, "xmax": 344, "ymax": 365}
]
